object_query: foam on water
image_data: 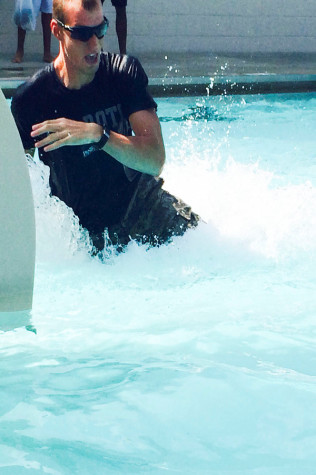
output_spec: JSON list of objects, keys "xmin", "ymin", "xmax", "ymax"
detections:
[{"xmin": 1, "ymin": 93, "xmax": 316, "ymax": 474}]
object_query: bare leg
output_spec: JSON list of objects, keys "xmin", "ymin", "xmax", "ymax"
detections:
[
  {"xmin": 115, "ymin": 6, "xmax": 127, "ymax": 55},
  {"xmin": 12, "ymin": 27, "xmax": 26, "ymax": 63},
  {"xmin": 41, "ymin": 12, "xmax": 54, "ymax": 62}
]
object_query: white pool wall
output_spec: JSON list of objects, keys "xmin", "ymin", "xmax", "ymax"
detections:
[{"xmin": 1, "ymin": 0, "xmax": 316, "ymax": 56}]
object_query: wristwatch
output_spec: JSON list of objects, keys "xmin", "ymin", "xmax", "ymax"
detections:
[
  {"xmin": 94, "ymin": 126, "xmax": 111, "ymax": 150},
  {"xmin": 83, "ymin": 126, "xmax": 111, "ymax": 157}
]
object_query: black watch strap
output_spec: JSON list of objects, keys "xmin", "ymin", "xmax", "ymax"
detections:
[
  {"xmin": 94, "ymin": 127, "xmax": 111, "ymax": 150},
  {"xmin": 83, "ymin": 127, "xmax": 111, "ymax": 157}
]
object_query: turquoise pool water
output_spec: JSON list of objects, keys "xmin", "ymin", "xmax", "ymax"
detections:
[{"xmin": 1, "ymin": 92, "xmax": 316, "ymax": 474}]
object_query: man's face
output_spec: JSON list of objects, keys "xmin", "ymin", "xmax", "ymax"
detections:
[{"xmin": 58, "ymin": 1, "xmax": 104, "ymax": 80}]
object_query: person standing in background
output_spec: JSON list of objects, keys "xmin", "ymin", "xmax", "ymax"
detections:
[
  {"xmin": 101, "ymin": 0, "xmax": 127, "ymax": 54},
  {"xmin": 12, "ymin": 0, "xmax": 54, "ymax": 63}
]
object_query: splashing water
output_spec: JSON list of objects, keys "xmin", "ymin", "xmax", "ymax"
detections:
[{"xmin": 1, "ymin": 93, "xmax": 316, "ymax": 474}]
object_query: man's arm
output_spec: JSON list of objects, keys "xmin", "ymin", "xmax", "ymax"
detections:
[
  {"xmin": 104, "ymin": 109, "xmax": 165, "ymax": 176},
  {"xmin": 31, "ymin": 109, "xmax": 165, "ymax": 176}
]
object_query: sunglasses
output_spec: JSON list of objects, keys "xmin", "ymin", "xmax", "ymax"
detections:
[{"xmin": 55, "ymin": 16, "xmax": 109, "ymax": 42}]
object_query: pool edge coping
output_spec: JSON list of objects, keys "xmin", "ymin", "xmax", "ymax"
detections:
[{"xmin": 2, "ymin": 73, "xmax": 316, "ymax": 98}]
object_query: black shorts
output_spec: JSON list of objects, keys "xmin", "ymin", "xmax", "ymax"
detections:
[
  {"xmin": 90, "ymin": 174, "xmax": 200, "ymax": 251},
  {"xmin": 111, "ymin": 0, "xmax": 127, "ymax": 7}
]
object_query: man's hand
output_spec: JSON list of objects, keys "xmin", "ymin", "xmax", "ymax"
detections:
[
  {"xmin": 31, "ymin": 110, "xmax": 165, "ymax": 177},
  {"xmin": 31, "ymin": 118, "xmax": 102, "ymax": 152}
]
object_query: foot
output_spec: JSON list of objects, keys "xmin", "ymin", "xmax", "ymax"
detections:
[{"xmin": 12, "ymin": 51, "xmax": 24, "ymax": 63}]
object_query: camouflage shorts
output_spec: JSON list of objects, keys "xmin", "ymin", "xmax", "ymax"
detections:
[{"xmin": 90, "ymin": 174, "xmax": 200, "ymax": 251}]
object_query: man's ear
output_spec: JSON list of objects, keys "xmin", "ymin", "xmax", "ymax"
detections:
[{"xmin": 51, "ymin": 19, "xmax": 61, "ymax": 40}]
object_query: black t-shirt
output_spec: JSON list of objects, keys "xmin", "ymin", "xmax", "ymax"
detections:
[{"xmin": 11, "ymin": 52, "xmax": 157, "ymax": 234}]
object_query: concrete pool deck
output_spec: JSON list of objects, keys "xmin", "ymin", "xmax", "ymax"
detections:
[{"xmin": 1, "ymin": 51, "xmax": 316, "ymax": 97}]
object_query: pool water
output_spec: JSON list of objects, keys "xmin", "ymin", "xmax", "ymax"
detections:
[{"xmin": 1, "ymin": 93, "xmax": 316, "ymax": 474}]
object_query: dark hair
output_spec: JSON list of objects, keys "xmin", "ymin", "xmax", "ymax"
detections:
[{"xmin": 53, "ymin": 0, "xmax": 101, "ymax": 23}]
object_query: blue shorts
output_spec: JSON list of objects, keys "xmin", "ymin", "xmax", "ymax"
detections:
[
  {"xmin": 33, "ymin": 0, "xmax": 52, "ymax": 14},
  {"xmin": 14, "ymin": 0, "xmax": 52, "ymax": 30},
  {"xmin": 111, "ymin": 0, "xmax": 127, "ymax": 7}
]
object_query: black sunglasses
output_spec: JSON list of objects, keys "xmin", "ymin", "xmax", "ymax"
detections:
[{"xmin": 56, "ymin": 16, "xmax": 109, "ymax": 42}]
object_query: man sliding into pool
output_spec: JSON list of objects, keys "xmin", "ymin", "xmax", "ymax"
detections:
[{"xmin": 11, "ymin": 0, "xmax": 199, "ymax": 252}]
